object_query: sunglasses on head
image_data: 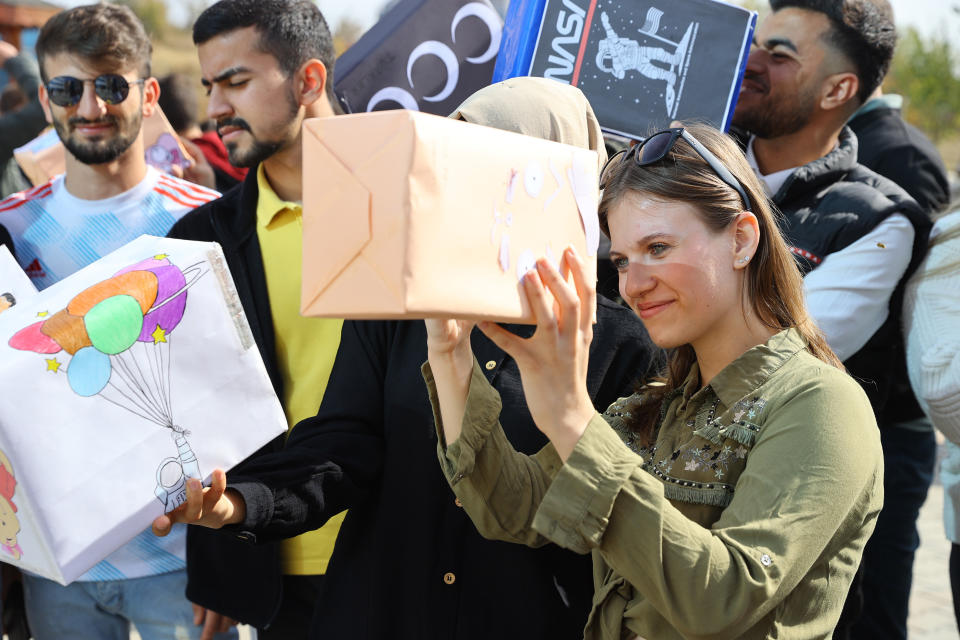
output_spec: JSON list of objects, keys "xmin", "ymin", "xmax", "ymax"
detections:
[
  {"xmin": 45, "ymin": 74, "xmax": 146, "ymax": 107},
  {"xmin": 601, "ymin": 127, "xmax": 752, "ymax": 212}
]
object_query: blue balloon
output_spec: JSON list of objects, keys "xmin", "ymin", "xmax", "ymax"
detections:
[{"xmin": 68, "ymin": 346, "xmax": 111, "ymax": 397}]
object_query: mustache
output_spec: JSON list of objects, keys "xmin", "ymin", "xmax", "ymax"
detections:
[
  {"xmin": 216, "ymin": 118, "xmax": 252, "ymax": 137},
  {"xmin": 742, "ymin": 70, "xmax": 768, "ymax": 92},
  {"xmin": 68, "ymin": 115, "xmax": 118, "ymax": 127}
]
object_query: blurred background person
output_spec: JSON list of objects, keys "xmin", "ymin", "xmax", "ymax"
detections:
[
  {"xmin": 158, "ymin": 72, "xmax": 247, "ymax": 192},
  {"xmin": 904, "ymin": 200, "xmax": 960, "ymax": 633}
]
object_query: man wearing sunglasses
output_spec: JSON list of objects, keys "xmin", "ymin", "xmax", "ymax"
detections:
[
  {"xmin": 730, "ymin": 1, "xmax": 931, "ymax": 637},
  {"xmin": 0, "ymin": 5, "xmax": 223, "ymax": 639}
]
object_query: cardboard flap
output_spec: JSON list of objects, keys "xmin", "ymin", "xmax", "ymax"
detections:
[{"xmin": 301, "ymin": 139, "xmax": 373, "ymax": 313}]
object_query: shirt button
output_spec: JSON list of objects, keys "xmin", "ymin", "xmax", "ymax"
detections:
[
  {"xmin": 760, "ymin": 554, "xmax": 773, "ymax": 567},
  {"xmin": 443, "ymin": 572, "xmax": 456, "ymax": 585},
  {"xmin": 485, "ymin": 360, "xmax": 496, "ymax": 370},
  {"xmin": 454, "ymin": 497, "xmax": 463, "ymax": 507}
]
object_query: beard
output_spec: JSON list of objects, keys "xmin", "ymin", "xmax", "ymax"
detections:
[
  {"xmin": 54, "ymin": 111, "xmax": 142, "ymax": 165},
  {"xmin": 219, "ymin": 90, "xmax": 302, "ymax": 168},
  {"xmin": 732, "ymin": 84, "xmax": 818, "ymax": 139}
]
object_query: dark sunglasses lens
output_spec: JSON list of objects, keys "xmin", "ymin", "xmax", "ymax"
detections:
[
  {"xmin": 47, "ymin": 77, "xmax": 83, "ymax": 106},
  {"xmin": 638, "ymin": 130, "xmax": 676, "ymax": 164},
  {"xmin": 95, "ymin": 75, "xmax": 130, "ymax": 104}
]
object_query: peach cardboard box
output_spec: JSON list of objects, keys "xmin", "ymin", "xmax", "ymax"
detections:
[{"xmin": 300, "ymin": 110, "xmax": 600, "ymax": 323}]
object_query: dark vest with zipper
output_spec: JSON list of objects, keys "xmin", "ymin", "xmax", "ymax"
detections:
[{"xmin": 762, "ymin": 127, "xmax": 931, "ymax": 423}]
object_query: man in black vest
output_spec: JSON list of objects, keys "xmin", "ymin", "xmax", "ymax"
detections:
[
  {"xmin": 848, "ymin": 87, "xmax": 949, "ymax": 217},
  {"xmin": 731, "ymin": 1, "xmax": 930, "ymax": 638}
]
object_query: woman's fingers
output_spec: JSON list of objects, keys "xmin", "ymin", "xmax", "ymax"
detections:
[
  {"xmin": 565, "ymin": 247, "xmax": 596, "ymax": 334},
  {"xmin": 477, "ymin": 321, "xmax": 527, "ymax": 361},
  {"xmin": 521, "ymin": 268, "xmax": 557, "ymax": 338},
  {"xmin": 536, "ymin": 257, "xmax": 580, "ymax": 339}
]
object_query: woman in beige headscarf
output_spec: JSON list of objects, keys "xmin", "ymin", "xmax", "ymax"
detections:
[
  {"xmin": 154, "ymin": 77, "xmax": 656, "ymax": 640},
  {"xmin": 451, "ymin": 77, "xmax": 606, "ymax": 169}
]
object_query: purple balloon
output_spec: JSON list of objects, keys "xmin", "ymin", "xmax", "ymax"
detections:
[{"xmin": 138, "ymin": 265, "xmax": 187, "ymax": 342}]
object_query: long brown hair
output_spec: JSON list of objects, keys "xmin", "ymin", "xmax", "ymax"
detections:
[{"xmin": 599, "ymin": 123, "xmax": 842, "ymax": 441}]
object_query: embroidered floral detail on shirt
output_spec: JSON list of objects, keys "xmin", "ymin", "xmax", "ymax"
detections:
[
  {"xmin": 684, "ymin": 460, "xmax": 700, "ymax": 471},
  {"xmin": 735, "ymin": 445, "xmax": 748, "ymax": 459}
]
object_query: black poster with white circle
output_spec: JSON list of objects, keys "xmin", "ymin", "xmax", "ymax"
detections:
[{"xmin": 335, "ymin": 0, "xmax": 503, "ymax": 116}]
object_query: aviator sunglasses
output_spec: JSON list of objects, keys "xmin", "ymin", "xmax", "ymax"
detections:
[
  {"xmin": 600, "ymin": 127, "xmax": 753, "ymax": 212},
  {"xmin": 45, "ymin": 74, "xmax": 146, "ymax": 107}
]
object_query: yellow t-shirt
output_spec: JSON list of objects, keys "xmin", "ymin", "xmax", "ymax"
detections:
[{"xmin": 255, "ymin": 166, "xmax": 346, "ymax": 575}]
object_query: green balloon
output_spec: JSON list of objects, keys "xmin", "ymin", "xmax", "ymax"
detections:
[{"xmin": 84, "ymin": 295, "xmax": 144, "ymax": 355}]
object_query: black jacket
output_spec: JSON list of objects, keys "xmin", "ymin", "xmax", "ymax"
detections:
[
  {"xmin": 1, "ymin": 224, "xmax": 12, "ymax": 256},
  {"xmin": 167, "ymin": 170, "xmax": 286, "ymax": 627},
  {"xmin": 763, "ymin": 127, "xmax": 931, "ymax": 419},
  {"xmin": 848, "ymin": 104, "xmax": 950, "ymax": 216},
  {"xmin": 169, "ymin": 168, "xmax": 660, "ymax": 638}
]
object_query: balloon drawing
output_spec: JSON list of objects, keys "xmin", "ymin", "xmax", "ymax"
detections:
[{"xmin": 8, "ymin": 255, "xmax": 205, "ymax": 512}]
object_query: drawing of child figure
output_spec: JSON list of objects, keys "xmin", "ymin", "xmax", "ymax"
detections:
[
  {"xmin": 0, "ymin": 292, "xmax": 15, "ymax": 315},
  {"xmin": 0, "ymin": 448, "xmax": 21, "ymax": 560}
]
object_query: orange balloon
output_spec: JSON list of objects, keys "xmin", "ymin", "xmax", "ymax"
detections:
[
  {"xmin": 40, "ymin": 310, "xmax": 92, "ymax": 355},
  {"xmin": 67, "ymin": 271, "xmax": 159, "ymax": 317}
]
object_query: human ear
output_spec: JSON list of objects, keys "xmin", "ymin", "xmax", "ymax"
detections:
[
  {"xmin": 732, "ymin": 212, "xmax": 760, "ymax": 269},
  {"xmin": 142, "ymin": 77, "xmax": 160, "ymax": 118},
  {"xmin": 819, "ymin": 72, "xmax": 859, "ymax": 112},
  {"xmin": 297, "ymin": 59, "xmax": 328, "ymax": 107},
  {"xmin": 37, "ymin": 83, "xmax": 53, "ymax": 124}
]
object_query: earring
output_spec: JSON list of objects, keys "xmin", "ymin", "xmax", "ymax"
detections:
[{"xmin": 738, "ymin": 255, "xmax": 751, "ymax": 265}]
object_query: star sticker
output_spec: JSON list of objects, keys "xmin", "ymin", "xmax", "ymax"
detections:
[
  {"xmin": 151, "ymin": 325, "xmax": 167, "ymax": 344},
  {"xmin": 153, "ymin": 253, "xmax": 169, "ymax": 260},
  {"xmin": 36, "ymin": 311, "xmax": 48, "ymax": 318},
  {"xmin": 45, "ymin": 358, "xmax": 61, "ymax": 373}
]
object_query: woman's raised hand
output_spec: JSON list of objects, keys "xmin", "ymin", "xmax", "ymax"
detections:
[{"xmin": 478, "ymin": 247, "xmax": 597, "ymax": 460}]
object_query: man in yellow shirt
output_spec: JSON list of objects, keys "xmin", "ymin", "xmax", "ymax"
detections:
[{"xmin": 166, "ymin": 0, "xmax": 344, "ymax": 637}]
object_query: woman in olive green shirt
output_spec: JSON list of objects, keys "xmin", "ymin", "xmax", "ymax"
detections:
[{"xmin": 425, "ymin": 124, "xmax": 882, "ymax": 639}]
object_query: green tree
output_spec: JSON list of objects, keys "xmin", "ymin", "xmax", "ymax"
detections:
[
  {"xmin": 885, "ymin": 27, "xmax": 960, "ymax": 143},
  {"xmin": 116, "ymin": 0, "xmax": 172, "ymax": 41}
]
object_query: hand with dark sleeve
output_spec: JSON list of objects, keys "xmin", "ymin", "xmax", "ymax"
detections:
[{"xmin": 155, "ymin": 319, "xmax": 390, "ymax": 540}]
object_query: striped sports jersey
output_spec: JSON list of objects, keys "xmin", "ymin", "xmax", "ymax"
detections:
[
  {"xmin": 0, "ymin": 167, "xmax": 219, "ymax": 581},
  {"xmin": 0, "ymin": 168, "xmax": 219, "ymax": 291}
]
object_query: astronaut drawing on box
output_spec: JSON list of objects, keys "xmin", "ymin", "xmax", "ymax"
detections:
[
  {"xmin": 596, "ymin": 9, "xmax": 697, "ymax": 117},
  {"xmin": 154, "ymin": 427, "xmax": 202, "ymax": 512}
]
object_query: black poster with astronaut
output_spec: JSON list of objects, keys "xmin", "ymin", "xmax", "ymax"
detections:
[
  {"xmin": 334, "ymin": 0, "xmax": 503, "ymax": 116},
  {"xmin": 512, "ymin": 0, "xmax": 755, "ymax": 138}
]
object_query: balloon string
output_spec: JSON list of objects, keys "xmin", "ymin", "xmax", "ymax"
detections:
[
  {"xmin": 109, "ymin": 353, "xmax": 169, "ymax": 427},
  {"xmin": 112, "ymin": 350, "xmax": 167, "ymax": 423},
  {"xmin": 162, "ymin": 339, "xmax": 173, "ymax": 424},
  {"xmin": 101, "ymin": 382, "xmax": 168, "ymax": 428},
  {"xmin": 125, "ymin": 345, "xmax": 168, "ymax": 424},
  {"xmin": 108, "ymin": 366, "xmax": 168, "ymax": 427},
  {"xmin": 142, "ymin": 341, "xmax": 168, "ymax": 425}
]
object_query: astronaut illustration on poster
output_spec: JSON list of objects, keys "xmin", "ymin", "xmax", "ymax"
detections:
[{"xmin": 595, "ymin": 8, "xmax": 698, "ymax": 118}]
